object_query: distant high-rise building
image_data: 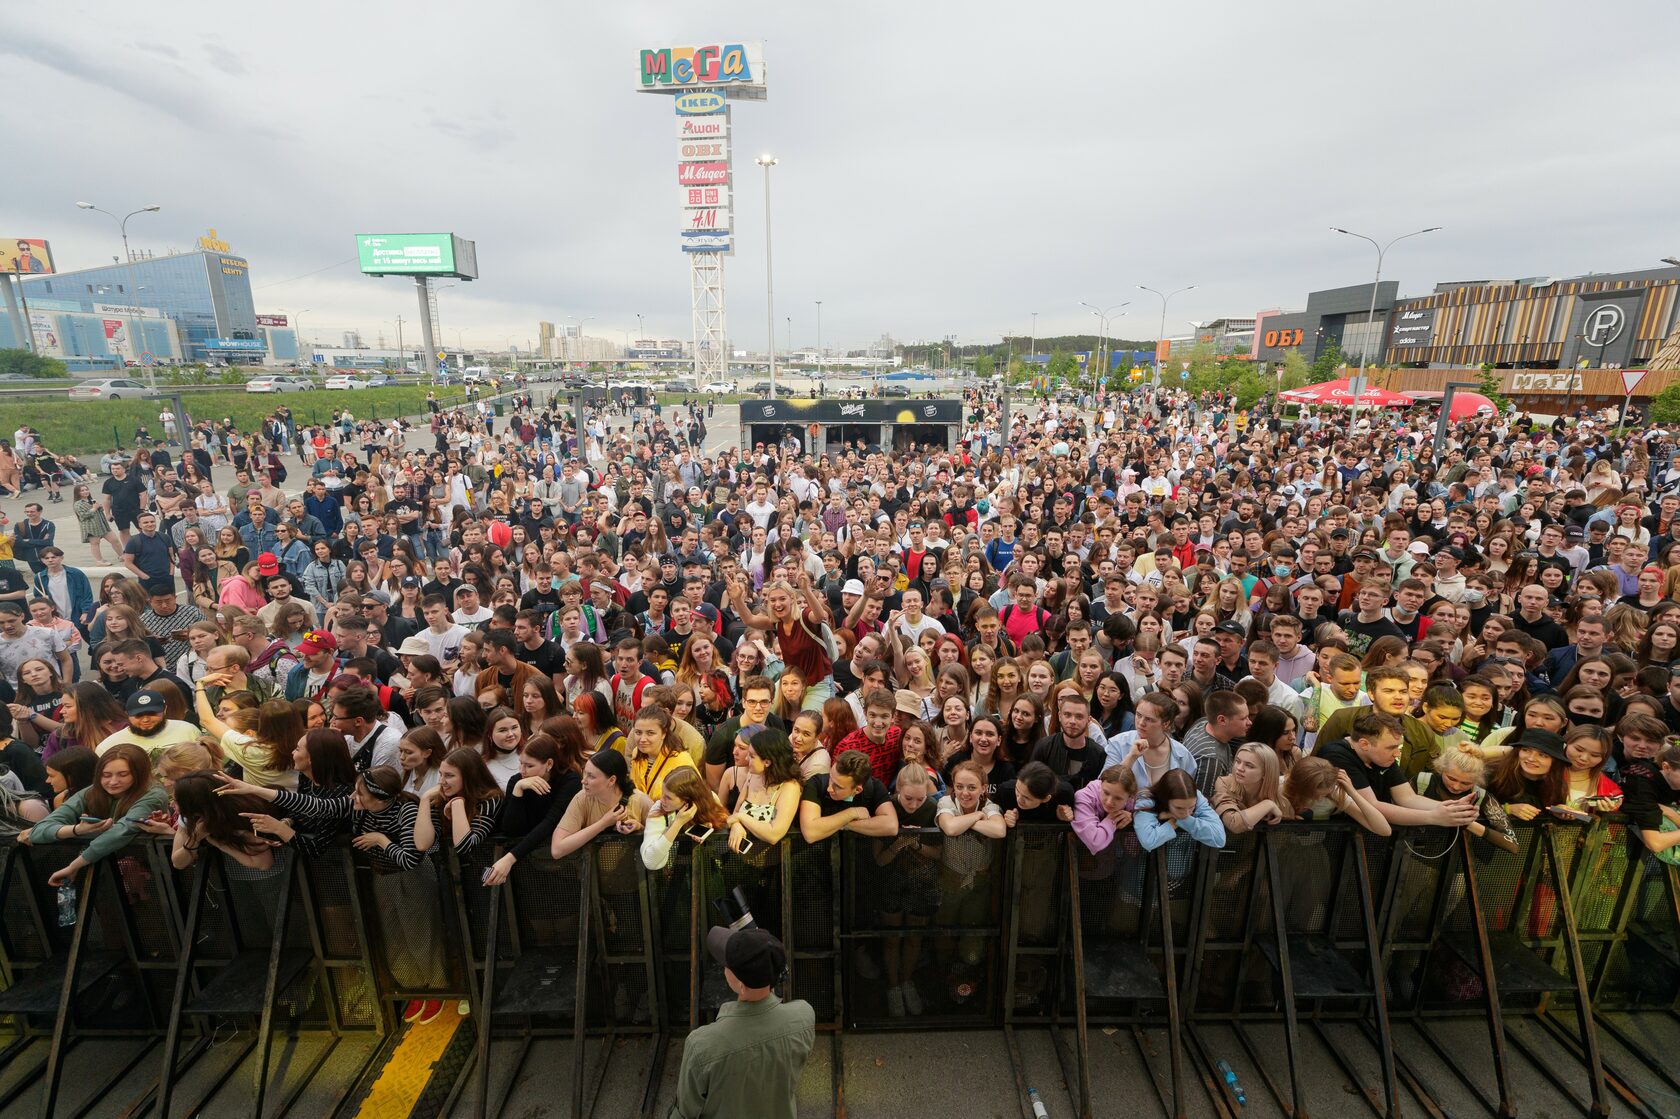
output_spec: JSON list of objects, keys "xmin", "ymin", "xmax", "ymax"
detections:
[
  {"xmin": 538, "ymin": 321, "xmax": 556, "ymax": 359},
  {"xmin": 342, "ymin": 330, "xmax": 363, "ymax": 349}
]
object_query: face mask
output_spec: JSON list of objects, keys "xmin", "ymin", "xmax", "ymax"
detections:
[
  {"xmin": 1570, "ymin": 714, "xmax": 1604, "ymax": 727},
  {"xmin": 1274, "ymin": 564, "xmax": 1291, "ymax": 577},
  {"xmin": 1464, "ymin": 590, "xmax": 1486, "ymax": 607}
]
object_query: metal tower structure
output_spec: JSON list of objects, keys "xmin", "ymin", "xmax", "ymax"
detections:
[
  {"xmin": 426, "ymin": 279, "xmax": 443, "ymax": 353},
  {"xmin": 691, "ymin": 249, "xmax": 728, "ymax": 382},
  {"xmin": 638, "ymin": 41, "xmax": 767, "ymax": 387}
]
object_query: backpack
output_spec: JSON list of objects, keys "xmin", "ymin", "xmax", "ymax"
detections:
[{"xmin": 999, "ymin": 604, "xmax": 1048, "ymax": 633}]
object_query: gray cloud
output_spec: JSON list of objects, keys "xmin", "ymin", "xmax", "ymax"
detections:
[{"xmin": 5, "ymin": 0, "xmax": 1678, "ymax": 353}]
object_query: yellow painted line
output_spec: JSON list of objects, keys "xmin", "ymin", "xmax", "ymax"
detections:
[{"xmin": 357, "ymin": 1010, "xmax": 464, "ymax": 1119}]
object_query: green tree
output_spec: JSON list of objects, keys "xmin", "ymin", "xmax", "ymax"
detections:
[
  {"xmin": 1046, "ymin": 349, "xmax": 1079, "ymax": 388},
  {"xmin": 1279, "ymin": 349, "xmax": 1311, "ymax": 391},
  {"xmin": 1311, "ymin": 337, "xmax": 1346, "ymax": 381},
  {"xmin": 0, "ymin": 347, "xmax": 70, "ymax": 379},
  {"xmin": 1476, "ymin": 363, "xmax": 1510, "ymax": 413},
  {"xmin": 1650, "ymin": 382, "xmax": 1680, "ymax": 425},
  {"xmin": 973, "ymin": 352, "xmax": 994, "ymax": 379}
]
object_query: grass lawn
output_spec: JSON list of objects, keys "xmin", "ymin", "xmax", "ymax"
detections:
[{"xmin": 23, "ymin": 386, "xmax": 468, "ymax": 454}]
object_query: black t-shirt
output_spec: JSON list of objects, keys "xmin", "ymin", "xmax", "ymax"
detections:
[
  {"xmin": 515, "ymin": 639, "xmax": 564, "ymax": 679},
  {"xmin": 102, "ymin": 474, "xmax": 146, "ymax": 512},
  {"xmin": 423, "ymin": 577, "xmax": 466, "ymax": 603},
  {"xmin": 1030, "ymin": 733, "xmax": 1107, "ymax": 790},
  {"xmin": 1316, "ymin": 739, "xmax": 1404, "ymax": 803},
  {"xmin": 993, "ymin": 777, "xmax": 1074, "ymax": 824},
  {"xmin": 703, "ymin": 713, "xmax": 788, "ymax": 767},
  {"xmin": 801, "ymin": 772, "xmax": 891, "ymax": 818},
  {"xmin": 1339, "ymin": 613, "xmax": 1406, "ymax": 658},
  {"xmin": 892, "ymin": 796, "xmax": 938, "ymax": 829},
  {"xmin": 940, "ymin": 751, "xmax": 1016, "ymax": 799},
  {"xmin": 382, "ymin": 498, "xmax": 422, "ymax": 531}
]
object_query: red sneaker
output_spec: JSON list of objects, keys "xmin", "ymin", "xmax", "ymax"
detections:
[
  {"xmin": 402, "ymin": 1000, "xmax": 423, "ymax": 1023},
  {"xmin": 415, "ymin": 1000, "xmax": 444, "ymax": 1025}
]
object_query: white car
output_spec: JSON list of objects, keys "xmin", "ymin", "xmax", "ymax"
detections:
[
  {"xmin": 324, "ymin": 375, "xmax": 370, "ymax": 390},
  {"xmin": 246, "ymin": 375, "xmax": 313, "ymax": 393},
  {"xmin": 701, "ymin": 381, "xmax": 737, "ymax": 393},
  {"xmin": 68, "ymin": 377, "xmax": 149, "ymax": 400}
]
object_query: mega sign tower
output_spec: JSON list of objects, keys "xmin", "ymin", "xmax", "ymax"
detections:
[{"xmin": 637, "ymin": 42, "xmax": 767, "ymax": 384}]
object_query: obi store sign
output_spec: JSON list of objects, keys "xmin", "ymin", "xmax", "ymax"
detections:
[{"xmin": 639, "ymin": 44, "xmax": 764, "ymax": 91}]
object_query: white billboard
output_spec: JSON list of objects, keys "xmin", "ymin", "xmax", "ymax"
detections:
[
  {"xmin": 682, "ymin": 185, "xmax": 731, "ymax": 210},
  {"xmin": 677, "ymin": 115, "xmax": 728, "ymax": 140},
  {"xmin": 683, "ymin": 207, "xmax": 731, "ymax": 233},
  {"xmin": 677, "ymin": 139, "xmax": 728, "ymax": 161},
  {"xmin": 29, "ymin": 311, "xmax": 62, "ymax": 357}
]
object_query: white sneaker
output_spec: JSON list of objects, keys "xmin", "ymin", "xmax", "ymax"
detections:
[
  {"xmin": 901, "ymin": 982, "xmax": 924, "ymax": 1016},
  {"xmin": 886, "ymin": 985, "xmax": 906, "ymax": 1018}
]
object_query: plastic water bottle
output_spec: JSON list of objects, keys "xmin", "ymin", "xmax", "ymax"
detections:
[
  {"xmin": 56, "ymin": 883, "xmax": 77, "ymax": 928},
  {"xmin": 1028, "ymin": 1087, "xmax": 1050, "ymax": 1119},
  {"xmin": 1217, "ymin": 1059, "xmax": 1246, "ymax": 1106}
]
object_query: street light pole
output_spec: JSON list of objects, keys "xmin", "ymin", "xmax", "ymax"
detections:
[
  {"xmin": 1137, "ymin": 285, "xmax": 1196, "ymax": 388},
  {"xmin": 1331, "ymin": 225, "xmax": 1441, "ymax": 377},
  {"xmin": 756, "ymin": 155, "xmax": 779, "ymax": 395},
  {"xmin": 1079, "ymin": 300, "xmax": 1131, "ymax": 396},
  {"xmin": 76, "ymin": 201, "xmax": 161, "ymax": 388},
  {"xmin": 815, "ymin": 301, "xmax": 823, "ymax": 381}
]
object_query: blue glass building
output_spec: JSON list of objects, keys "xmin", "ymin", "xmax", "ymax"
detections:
[{"xmin": 10, "ymin": 249, "xmax": 269, "ymax": 364}]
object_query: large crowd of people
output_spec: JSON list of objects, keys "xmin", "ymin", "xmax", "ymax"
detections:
[{"xmin": 3, "ymin": 379, "xmax": 1680, "ymax": 1025}]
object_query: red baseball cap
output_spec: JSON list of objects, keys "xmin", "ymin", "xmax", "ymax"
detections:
[
  {"xmin": 257, "ymin": 552, "xmax": 280, "ymax": 576},
  {"xmin": 297, "ymin": 629, "xmax": 338, "ymax": 656}
]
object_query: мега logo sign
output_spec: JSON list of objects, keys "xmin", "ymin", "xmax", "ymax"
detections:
[{"xmin": 1583, "ymin": 304, "xmax": 1626, "ymax": 347}]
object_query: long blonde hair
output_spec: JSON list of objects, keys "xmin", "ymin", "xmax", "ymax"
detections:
[{"xmin": 1231, "ymin": 743, "xmax": 1282, "ymax": 809}]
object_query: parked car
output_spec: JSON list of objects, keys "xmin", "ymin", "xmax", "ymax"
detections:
[
  {"xmin": 700, "ymin": 381, "xmax": 737, "ymax": 394},
  {"xmin": 246, "ymin": 375, "xmax": 313, "ymax": 393},
  {"xmin": 747, "ymin": 381, "xmax": 796, "ymax": 398},
  {"xmin": 366, "ymin": 373, "xmax": 398, "ymax": 387},
  {"xmin": 881, "ymin": 385, "xmax": 912, "ymax": 397},
  {"xmin": 69, "ymin": 377, "xmax": 150, "ymax": 401},
  {"xmin": 324, "ymin": 375, "xmax": 371, "ymax": 390}
]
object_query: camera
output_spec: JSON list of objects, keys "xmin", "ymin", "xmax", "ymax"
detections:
[{"xmin": 711, "ymin": 886, "xmax": 757, "ymax": 933}]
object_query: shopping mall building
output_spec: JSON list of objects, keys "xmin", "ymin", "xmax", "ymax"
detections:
[
  {"xmin": 1253, "ymin": 265, "xmax": 1680, "ymax": 410},
  {"xmin": 2, "ymin": 244, "xmax": 299, "ymax": 368}
]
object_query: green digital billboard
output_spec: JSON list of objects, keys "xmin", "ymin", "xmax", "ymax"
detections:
[{"xmin": 355, "ymin": 233, "xmax": 478, "ymax": 279}]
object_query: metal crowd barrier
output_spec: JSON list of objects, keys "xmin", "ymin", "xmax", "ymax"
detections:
[{"xmin": 2, "ymin": 815, "xmax": 1678, "ymax": 1119}]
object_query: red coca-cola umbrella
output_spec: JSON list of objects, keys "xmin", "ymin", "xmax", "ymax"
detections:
[
  {"xmin": 1402, "ymin": 389, "xmax": 1498, "ymax": 419},
  {"xmin": 1279, "ymin": 377, "xmax": 1415, "ymax": 408}
]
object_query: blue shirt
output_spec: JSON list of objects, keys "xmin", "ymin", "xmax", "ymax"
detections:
[
  {"xmin": 123, "ymin": 530, "xmax": 173, "ymax": 585},
  {"xmin": 304, "ymin": 492, "xmax": 344, "ymax": 535}
]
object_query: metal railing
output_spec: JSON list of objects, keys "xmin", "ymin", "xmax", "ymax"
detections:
[{"xmin": 1, "ymin": 816, "xmax": 1676, "ymax": 1119}]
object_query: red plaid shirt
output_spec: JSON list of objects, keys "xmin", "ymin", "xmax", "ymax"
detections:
[{"xmin": 836, "ymin": 725, "xmax": 904, "ymax": 786}]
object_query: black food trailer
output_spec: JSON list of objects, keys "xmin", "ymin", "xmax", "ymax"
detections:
[{"xmin": 740, "ymin": 398, "xmax": 964, "ymax": 455}]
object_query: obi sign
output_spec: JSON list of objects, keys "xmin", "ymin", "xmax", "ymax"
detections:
[{"xmin": 638, "ymin": 44, "xmax": 766, "ymax": 97}]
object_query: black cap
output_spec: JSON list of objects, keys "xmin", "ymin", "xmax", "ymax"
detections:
[
  {"xmin": 1512, "ymin": 728, "xmax": 1567, "ymax": 761},
  {"xmin": 1329, "ymin": 527, "xmax": 1351, "ymax": 539},
  {"xmin": 1351, "ymin": 546, "xmax": 1381, "ymax": 561},
  {"xmin": 1441, "ymin": 546, "xmax": 1466, "ymax": 562},
  {"xmin": 1564, "ymin": 525, "xmax": 1584, "ymax": 539},
  {"xmin": 1213, "ymin": 620, "xmax": 1246, "ymax": 636},
  {"xmin": 126, "ymin": 690, "xmax": 167, "ymax": 716},
  {"xmin": 401, "ymin": 575, "xmax": 421, "ymax": 587},
  {"xmin": 705, "ymin": 925, "xmax": 786, "ymax": 989}
]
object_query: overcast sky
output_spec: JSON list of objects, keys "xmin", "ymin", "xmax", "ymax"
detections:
[{"xmin": 6, "ymin": 1, "xmax": 1678, "ymax": 354}]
